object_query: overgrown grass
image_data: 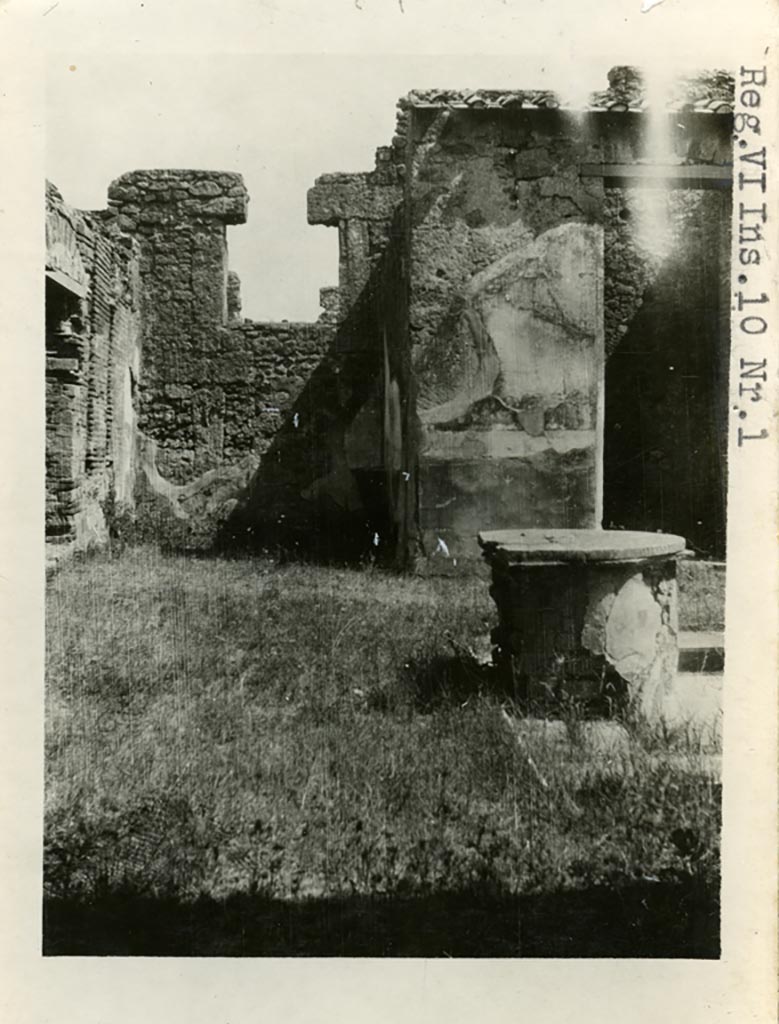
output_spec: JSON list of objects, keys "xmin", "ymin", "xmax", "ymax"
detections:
[{"xmin": 45, "ymin": 546, "xmax": 721, "ymax": 955}]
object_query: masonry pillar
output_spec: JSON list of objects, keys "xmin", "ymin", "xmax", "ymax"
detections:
[
  {"xmin": 107, "ymin": 170, "xmax": 249, "ymax": 480},
  {"xmin": 406, "ymin": 103, "xmax": 605, "ymax": 568},
  {"xmin": 306, "ymin": 158, "xmax": 407, "ymax": 547},
  {"xmin": 307, "ymin": 159, "xmax": 403, "ymax": 318}
]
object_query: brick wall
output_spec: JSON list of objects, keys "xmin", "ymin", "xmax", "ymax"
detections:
[{"xmin": 45, "ymin": 183, "xmax": 141, "ymax": 552}]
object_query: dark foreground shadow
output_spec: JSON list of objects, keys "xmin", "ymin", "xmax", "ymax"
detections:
[{"xmin": 44, "ymin": 880, "xmax": 719, "ymax": 958}]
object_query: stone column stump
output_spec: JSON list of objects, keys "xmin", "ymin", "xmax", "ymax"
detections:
[{"xmin": 478, "ymin": 528, "xmax": 686, "ymax": 719}]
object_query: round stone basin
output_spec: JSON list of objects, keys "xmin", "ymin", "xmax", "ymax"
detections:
[
  {"xmin": 477, "ymin": 529, "xmax": 686, "ymax": 719},
  {"xmin": 478, "ymin": 528, "xmax": 686, "ymax": 564}
]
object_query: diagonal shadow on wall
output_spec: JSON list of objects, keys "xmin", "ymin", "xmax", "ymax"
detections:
[{"xmin": 215, "ymin": 208, "xmax": 409, "ymax": 566}]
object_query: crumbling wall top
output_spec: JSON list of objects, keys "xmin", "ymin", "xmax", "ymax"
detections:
[
  {"xmin": 307, "ymin": 170, "xmax": 403, "ymax": 226},
  {"xmin": 107, "ymin": 169, "xmax": 249, "ymax": 229},
  {"xmin": 400, "ymin": 67, "xmax": 735, "ymax": 114},
  {"xmin": 46, "ymin": 180, "xmax": 94, "ymax": 296},
  {"xmin": 307, "ymin": 140, "xmax": 405, "ymax": 227}
]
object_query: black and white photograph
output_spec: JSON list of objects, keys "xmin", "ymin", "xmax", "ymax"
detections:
[
  {"xmin": 1, "ymin": 0, "xmax": 777, "ymax": 1019},
  {"xmin": 41, "ymin": 53, "xmax": 736, "ymax": 957}
]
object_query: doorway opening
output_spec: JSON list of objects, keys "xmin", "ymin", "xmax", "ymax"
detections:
[{"xmin": 603, "ymin": 188, "xmax": 730, "ymax": 561}]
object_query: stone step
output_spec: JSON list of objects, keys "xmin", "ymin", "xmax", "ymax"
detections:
[
  {"xmin": 677, "ymin": 630, "xmax": 725, "ymax": 673},
  {"xmin": 678, "ymin": 560, "xmax": 725, "ymax": 632},
  {"xmin": 664, "ymin": 672, "xmax": 723, "ymax": 742}
]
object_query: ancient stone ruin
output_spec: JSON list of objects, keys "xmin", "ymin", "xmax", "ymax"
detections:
[{"xmin": 46, "ymin": 67, "xmax": 733, "ymax": 582}]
